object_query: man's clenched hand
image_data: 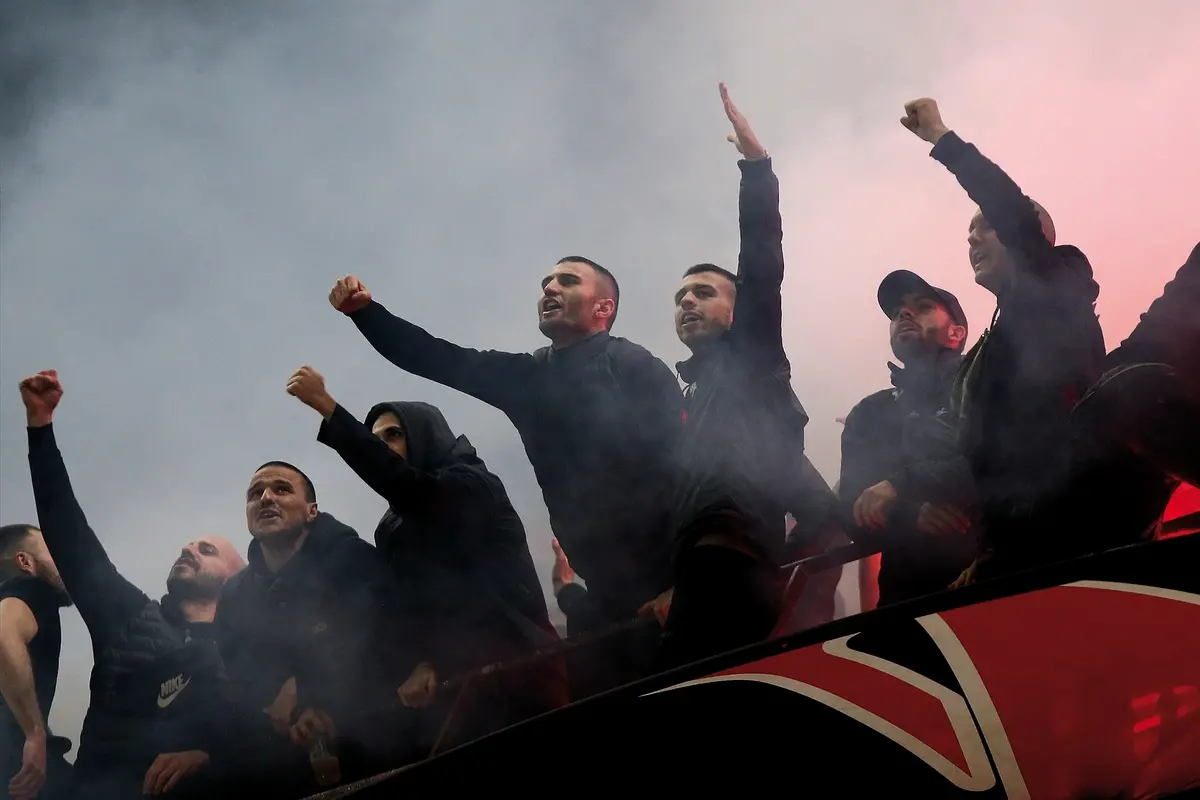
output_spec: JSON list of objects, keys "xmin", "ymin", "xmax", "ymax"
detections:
[
  {"xmin": 290, "ymin": 708, "xmax": 337, "ymax": 749},
  {"xmin": 901, "ymin": 98, "xmax": 951, "ymax": 145},
  {"xmin": 287, "ymin": 366, "xmax": 337, "ymax": 419},
  {"xmin": 397, "ymin": 662, "xmax": 438, "ymax": 709},
  {"xmin": 853, "ymin": 480, "xmax": 899, "ymax": 530},
  {"xmin": 142, "ymin": 750, "xmax": 209, "ymax": 796},
  {"xmin": 18, "ymin": 370, "xmax": 62, "ymax": 428},
  {"xmin": 720, "ymin": 83, "xmax": 767, "ymax": 160},
  {"xmin": 329, "ymin": 275, "xmax": 372, "ymax": 315}
]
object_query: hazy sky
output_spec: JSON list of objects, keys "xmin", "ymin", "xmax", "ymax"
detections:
[{"xmin": 2, "ymin": 0, "xmax": 1197, "ymax": 754}]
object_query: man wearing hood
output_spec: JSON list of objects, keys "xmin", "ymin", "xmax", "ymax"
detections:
[
  {"xmin": 1, "ymin": 524, "xmax": 72, "ymax": 800},
  {"xmin": 901, "ymin": 99, "xmax": 1111, "ymax": 579},
  {"xmin": 287, "ymin": 366, "xmax": 567, "ymax": 745},
  {"xmin": 839, "ymin": 272, "xmax": 978, "ymax": 606},
  {"xmin": 18, "ymin": 370, "xmax": 245, "ymax": 799},
  {"xmin": 326, "ymin": 252, "xmax": 680, "ymax": 696},
  {"xmin": 213, "ymin": 459, "xmax": 416, "ymax": 796}
]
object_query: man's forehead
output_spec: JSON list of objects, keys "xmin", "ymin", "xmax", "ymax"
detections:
[
  {"xmin": 682, "ymin": 270, "xmax": 732, "ymax": 289},
  {"xmin": 371, "ymin": 412, "xmax": 403, "ymax": 430},
  {"xmin": 250, "ymin": 466, "xmax": 298, "ymax": 485},
  {"xmin": 547, "ymin": 261, "xmax": 590, "ymax": 281},
  {"xmin": 191, "ymin": 535, "xmax": 232, "ymax": 551},
  {"xmin": 898, "ymin": 291, "xmax": 944, "ymax": 310}
]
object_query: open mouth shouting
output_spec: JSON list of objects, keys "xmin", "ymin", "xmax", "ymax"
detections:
[
  {"xmin": 679, "ymin": 310, "xmax": 703, "ymax": 328},
  {"xmin": 257, "ymin": 508, "xmax": 283, "ymax": 524},
  {"xmin": 540, "ymin": 297, "xmax": 563, "ymax": 318}
]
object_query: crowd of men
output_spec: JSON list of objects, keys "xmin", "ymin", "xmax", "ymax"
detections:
[{"xmin": 2, "ymin": 85, "xmax": 1197, "ymax": 799}]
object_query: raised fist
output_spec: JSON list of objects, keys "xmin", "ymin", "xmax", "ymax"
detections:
[
  {"xmin": 18, "ymin": 370, "xmax": 63, "ymax": 428},
  {"xmin": 328, "ymin": 275, "xmax": 372, "ymax": 315},
  {"xmin": 287, "ymin": 366, "xmax": 337, "ymax": 419},
  {"xmin": 720, "ymin": 82, "xmax": 767, "ymax": 160},
  {"xmin": 901, "ymin": 98, "xmax": 950, "ymax": 145}
]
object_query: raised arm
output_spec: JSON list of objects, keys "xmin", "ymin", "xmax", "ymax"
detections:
[
  {"xmin": 721, "ymin": 84, "xmax": 787, "ymax": 369},
  {"xmin": 901, "ymin": 98, "xmax": 1059, "ymax": 281},
  {"xmin": 328, "ymin": 275, "xmax": 535, "ymax": 414},
  {"xmin": 20, "ymin": 371, "xmax": 151, "ymax": 644},
  {"xmin": 287, "ymin": 366, "xmax": 493, "ymax": 516}
]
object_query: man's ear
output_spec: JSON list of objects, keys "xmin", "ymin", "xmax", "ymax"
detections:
[
  {"xmin": 948, "ymin": 323, "xmax": 968, "ymax": 349},
  {"xmin": 13, "ymin": 551, "xmax": 35, "ymax": 576},
  {"xmin": 595, "ymin": 297, "xmax": 615, "ymax": 323},
  {"xmin": 306, "ymin": 503, "xmax": 319, "ymax": 523}
]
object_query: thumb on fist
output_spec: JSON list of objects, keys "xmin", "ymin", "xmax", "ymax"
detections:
[
  {"xmin": 329, "ymin": 275, "xmax": 372, "ymax": 315},
  {"xmin": 900, "ymin": 97, "xmax": 949, "ymax": 144}
]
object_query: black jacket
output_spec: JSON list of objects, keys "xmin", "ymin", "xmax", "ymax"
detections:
[
  {"xmin": 26, "ymin": 425, "xmax": 231, "ymax": 781},
  {"xmin": 345, "ymin": 304, "xmax": 681, "ymax": 614},
  {"xmin": 839, "ymin": 351, "xmax": 979, "ymax": 605},
  {"xmin": 317, "ymin": 400, "xmax": 561, "ymax": 680},
  {"xmin": 1108, "ymin": 241, "xmax": 1200, "ymax": 381},
  {"xmin": 214, "ymin": 512, "xmax": 411, "ymax": 746},
  {"xmin": 672, "ymin": 156, "xmax": 822, "ymax": 564},
  {"xmin": 932, "ymin": 132, "xmax": 1106, "ymax": 555}
]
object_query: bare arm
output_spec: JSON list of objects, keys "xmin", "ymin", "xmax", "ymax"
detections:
[{"xmin": 0, "ymin": 597, "xmax": 45, "ymax": 740}]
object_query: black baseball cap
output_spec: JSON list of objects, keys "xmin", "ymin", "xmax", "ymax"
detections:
[{"xmin": 877, "ymin": 270, "xmax": 968, "ymax": 337}]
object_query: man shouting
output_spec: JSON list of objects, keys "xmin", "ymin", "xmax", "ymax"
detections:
[
  {"xmin": 19, "ymin": 370, "xmax": 245, "ymax": 799},
  {"xmin": 327, "ymin": 257, "xmax": 680, "ymax": 696}
]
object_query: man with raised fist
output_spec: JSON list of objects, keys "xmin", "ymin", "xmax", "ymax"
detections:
[
  {"xmin": 284, "ymin": 364, "xmax": 566, "ymax": 744},
  {"xmin": 327, "ymin": 257, "xmax": 680, "ymax": 696},
  {"xmin": 18, "ymin": 370, "xmax": 245, "ymax": 799},
  {"xmin": 900, "ymin": 98, "xmax": 1151, "ymax": 579}
]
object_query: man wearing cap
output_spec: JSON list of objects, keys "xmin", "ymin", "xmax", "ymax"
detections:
[{"xmin": 838, "ymin": 271, "xmax": 978, "ymax": 606}]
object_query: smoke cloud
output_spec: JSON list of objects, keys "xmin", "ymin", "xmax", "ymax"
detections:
[{"xmin": 2, "ymin": 0, "xmax": 1196, "ymax": 749}]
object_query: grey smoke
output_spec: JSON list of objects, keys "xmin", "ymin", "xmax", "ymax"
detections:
[{"xmin": 2, "ymin": 0, "xmax": 1196, "ymax": 754}]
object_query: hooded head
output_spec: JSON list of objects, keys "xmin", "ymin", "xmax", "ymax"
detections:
[{"xmin": 364, "ymin": 401, "xmax": 476, "ymax": 472}]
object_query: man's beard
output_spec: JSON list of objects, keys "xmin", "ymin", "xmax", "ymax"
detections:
[
  {"xmin": 35, "ymin": 565, "xmax": 72, "ymax": 608},
  {"xmin": 166, "ymin": 570, "xmax": 224, "ymax": 601}
]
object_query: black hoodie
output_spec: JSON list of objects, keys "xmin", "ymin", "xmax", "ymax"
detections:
[
  {"xmin": 214, "ymin": 512, "xmax": 411, "ymax": 750},
  {"xmin": 317, "ymin": 401, "xmax": 561, "ymax": 682}
]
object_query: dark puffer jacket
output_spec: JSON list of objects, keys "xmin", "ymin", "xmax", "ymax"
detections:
[{"xmin": 27, "ymin": 424, "xmax": 232, "ymax": 787}]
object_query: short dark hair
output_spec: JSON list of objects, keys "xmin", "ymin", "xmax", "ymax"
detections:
[
  {"xmin": 254, "ymin": 461, "xmax": 317, "ymax": 503},
  {"xmin": 557, "ymin": 256, "xmax": 620, "ymax": 329},
  {"xmin": 0, "ymin": 524, "xmax": 38, "ymax": 579},
  {"xmin": 683, "ymin": 263, "xmax": 738, "ymax": 285}
]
